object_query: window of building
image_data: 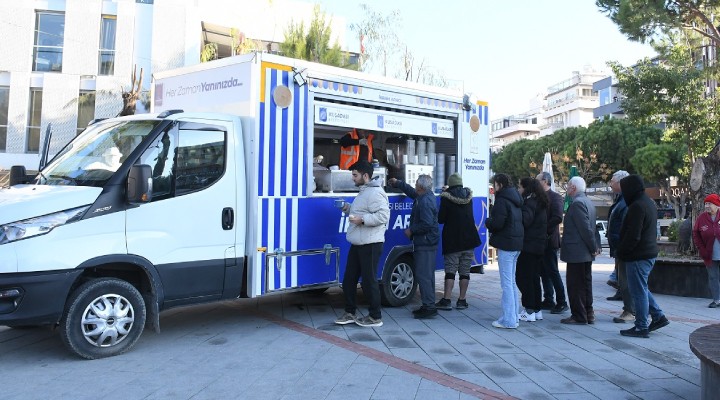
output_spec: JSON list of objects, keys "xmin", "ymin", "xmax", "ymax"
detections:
[
  {"xmin": 98, "ymin": 16, "xmax": 116, "ymax": 75},
  {"xmin": 33, "ymin": 12, "xmax": 65, "ymax": 72},
  {"xmin": 77, "ymin": 91, "xmax": 96, "ymax": 135},
  {"xmin": 0, "ymin": 87, "xmax": 8, "ymax": 152},
  {"xmin": 27, "ymin": 89, "xmax": 43, "ymax": 153}
]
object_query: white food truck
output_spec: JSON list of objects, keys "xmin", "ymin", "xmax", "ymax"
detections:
[{"xmin": 0, "ymin": 53, "xmax": 490, "ymax": 359}]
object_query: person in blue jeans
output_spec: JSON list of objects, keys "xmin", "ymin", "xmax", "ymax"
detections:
[
  {"xmin": 388, "ymin": 175, "xmax": 440, "ymax": 319},
  {"xmin": 485, "ymin": 173, "xmax": 523, "ymax": 329},
  {"xmin": 616, "ymin": 174, "xmax": 669, "ymax": 338}
]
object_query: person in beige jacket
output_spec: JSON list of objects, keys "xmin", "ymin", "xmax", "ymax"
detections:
[{"xmin": 334, "ymin": 161, "xmax": 390, "ymax": 328}]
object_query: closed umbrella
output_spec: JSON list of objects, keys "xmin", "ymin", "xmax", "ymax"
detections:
[{"xmin": 542, "ymin": 152, "xmax": 555, "ymax": 192}]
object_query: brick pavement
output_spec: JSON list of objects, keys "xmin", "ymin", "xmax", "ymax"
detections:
[{"xmin": 0, "ymin": 254, "xmax": 710, "ymax": 399}]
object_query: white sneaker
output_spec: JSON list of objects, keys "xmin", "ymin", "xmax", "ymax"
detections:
[
  {"xmin": 535, "ymin": 311, "xmax": 543, "ymax": 320},
  {"xmin": 519, "ymin": 310, "xmax": 536, "ymax": 322}
]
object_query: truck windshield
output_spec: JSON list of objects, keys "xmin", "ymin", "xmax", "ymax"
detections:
[{"xmin": 38, "ymin": 119, "xmax": 161, "ymax": 187}]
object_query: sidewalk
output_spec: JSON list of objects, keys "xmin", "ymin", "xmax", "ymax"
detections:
[{"xmin": 0, "ymin": 254, "xmax": 707, "ymax": 399}]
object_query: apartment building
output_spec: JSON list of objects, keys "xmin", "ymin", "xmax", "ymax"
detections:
[
  {"xmin": 488, "ymin": 97, "xmax": 543, "ymax": 152},
  {"xmin": 0, "ymin": 0, "xmax": 347, "ymax": 170},
  {"xmin": 539, "ymin": 66, "xmax": 607, "ymax": 137}
]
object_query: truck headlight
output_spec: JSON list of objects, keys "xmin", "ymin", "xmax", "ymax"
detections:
[{"xmin": 0, "ymin": 205, "xmax": 90, "ymax": 245}]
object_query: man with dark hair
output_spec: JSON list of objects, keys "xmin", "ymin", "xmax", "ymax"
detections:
[
  {"xmin": 389, "ymin": 175, "xmax": 440, "ymax": 319},
  {"xmin": 334, "ymin": 161, "xmax": 390, "ymax": 328},
  {"xmin": 535, "ymin": 171, "xmax": 569, "ymax": 314},
  {"xmin": 617, "ymin": 174, "xmax": 669, "ymax": 338}
]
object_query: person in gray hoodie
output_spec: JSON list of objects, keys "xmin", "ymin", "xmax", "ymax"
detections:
[{"xmin": 334, "ymin": 161, "xmax": 390, "ymax": 328}]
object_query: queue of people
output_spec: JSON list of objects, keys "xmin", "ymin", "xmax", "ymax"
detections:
[{"xmin": 333, "ymin": 164, "xmax": 673, "ymax": 339}]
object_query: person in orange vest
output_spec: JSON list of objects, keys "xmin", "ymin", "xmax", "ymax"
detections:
[{"xmin": 339, "ymin": 129, "xmax": 374, "ymax": 170}]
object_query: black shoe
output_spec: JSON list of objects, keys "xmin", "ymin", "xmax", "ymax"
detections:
[
  {"xmin": 620, "ymin": 327, "xmax": 649, "ymax": 338},
  {"xmin": 414, "ymin": 307, "xmax": 438, "ymax": 319},
  {"xmin": 435, "ymin": 298, "xmax": 452, "ymax": 311},
  {"xmin": 649, "ymin": 315, "xmax": 669, "ymax": 332},
  {"xmin": 550, "ymin": 304, "xmax": 569, "ymax": 314},
  {"xmin": 709, "ymin": 301, "xmax": 720, "ymax": 308},
  {"xmin": 540, "ymin": 300, "xmax": 556, "ymax": 310},
  {"xmin": 412, "ymin": 306, "xmax": 425, "ymax": 315},
  {"xmin": 606, "ymin": 293, "xmax": 623, "ymax": 301},
  {"xmin": 455, "ymin": 299, "xmax": 469, "ymax": 309}
]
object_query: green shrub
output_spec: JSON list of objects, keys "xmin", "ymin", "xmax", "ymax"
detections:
[{"xmin": 667, "ymin": 219, "xmax": 681, "ymax": 242}]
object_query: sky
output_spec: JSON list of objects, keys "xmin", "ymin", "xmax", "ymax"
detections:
[{"xmin": 313, "ymin": 0, "xmax": 657, "ymax": 119}]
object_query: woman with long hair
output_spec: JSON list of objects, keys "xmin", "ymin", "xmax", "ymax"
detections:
[
  {"xmin": 516, "ymin": 177, "xmax": 549, "ymax": 322},
  {"xmin": 485, "ymin": 173, "xmax": 524, "ymax": 329}
]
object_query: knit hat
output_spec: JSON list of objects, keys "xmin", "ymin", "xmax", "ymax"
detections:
[
  {"xmin": 447, "ymin": 173, "xmax": 463, "ymax": 187},
  {"xmin": 704, "ymin": 193, "xmax": 720, "ymax": 207}
]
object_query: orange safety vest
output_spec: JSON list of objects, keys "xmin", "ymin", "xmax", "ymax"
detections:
[{"xmin": 339, "ymin": 129, "xmax": 373, "ymax": 170}]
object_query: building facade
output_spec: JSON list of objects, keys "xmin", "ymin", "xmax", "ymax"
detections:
[
  {"xmin": 0, "ymin": 0, "xmax": 347, "ymax": 170},
  {"xmin": 539, "ymin": 66, "xmax": 607, "ymax": 137}
]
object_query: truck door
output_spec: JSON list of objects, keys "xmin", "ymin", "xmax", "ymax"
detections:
[{"xmin": 126, "ymin": 120, "xmax": 237, "ymax": 305}]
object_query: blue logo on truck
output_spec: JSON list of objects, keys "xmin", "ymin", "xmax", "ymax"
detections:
[
  {"xmin": 319, "ymin": 107, "xmax": 327, "ymax": 122},
  {"xmin": 432, "ymin": 122, "xmax": 437, "ymax": 135},
  {"xmin": 377, "ymin": 115, "xmax": 384, "ymax": 128}
]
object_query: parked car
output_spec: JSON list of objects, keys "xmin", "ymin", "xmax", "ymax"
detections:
[{"xmin": 596, "ymin": 220, "xmax": 608, "ymax": 248}]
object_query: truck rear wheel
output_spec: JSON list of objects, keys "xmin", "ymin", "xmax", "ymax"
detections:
[
  {"xmin": 380, "ymin": 256, "xmax": 417, "ymax": 307},
  {"xmin": 60, "ymin": 278, "xmax": 146, "ymax": 360}
]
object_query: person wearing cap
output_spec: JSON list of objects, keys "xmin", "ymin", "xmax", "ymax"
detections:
[
  {"xmin": 434, "ymin": 173, "xmax": 481, "ymax": 311},
  {"xmin": 334, "ymin": 160, "xmax": 390, "ymax": 328},
  {"xmin": 616, "ymin": 174, "xmax": 669, "ymax": 337},
  {"xmin": 692, "ymin": 193, "xmax": 720, "ymax": 308}
]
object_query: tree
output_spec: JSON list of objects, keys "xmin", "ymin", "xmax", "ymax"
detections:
[
  {"xmin": 120, "ymin": 65, "xmax": 143, "ymax": 116},
  {"xmin": 491, "ymin": 118, "xmax": 662, "ymax": 191},
  {"xmin": 350, "ymin": 4, "xmax": 402, "ymax": 76},
  {"xmin": 609, "ymin": 43, "xmax": 720, "ymax": 217},
  {"xmin": 200, "ymin": 43, "xmax": 218, "ymax": 63},
  {"xmin": 230, "ymin": 29, "xmax": 259, "ymax": 55},
  {"xmin": 596, "ymin": 0, "xmax": 720, "ymax": 47},
  {"xmin": 631, "ymin": 143, "xmax": 687, "ymax": 217},
  {"xmin": 280, "ymin": 5, "xmax": 355, "ymax": 69}
]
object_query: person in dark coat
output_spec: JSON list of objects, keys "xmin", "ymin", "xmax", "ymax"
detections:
[
  {"xmin": 535, "ymin": 172, "xmax": 569, "ymax": 314},
  {"xmin": 388, "ymin": 175, "xmax": 440, "ymax": 319},
  {"xmin": 560, "ymin": 176, "xmax": 601, "ymax": 325},
  {"xmin": 617, "ymin": 174, "xmax": 669, "ymax": 338},
  {"xmin": 435, "ymin": 173, "xmax": 481, "ymax": 311},
  {"xmin": 485, "ymin": 173, "xmax": 523, "ymax": 329},
  {"xmin": 606, "ymin": 170, "xmax": 635, "ymax": 323},
  {"xmin": 516, "ymin": 178, "xmax": 549, "ymax": 322}
]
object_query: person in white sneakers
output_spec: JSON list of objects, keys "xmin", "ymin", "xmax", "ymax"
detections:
[{"xmin": 516, "ymin": 177, "xmax": 549, "ymax": 322}]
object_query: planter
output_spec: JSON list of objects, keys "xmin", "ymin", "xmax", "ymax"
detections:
[{"xmin": 649, "ymin": 257, "xmax": 711, "ymax": 298}]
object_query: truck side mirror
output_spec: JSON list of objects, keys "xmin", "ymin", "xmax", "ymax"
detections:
[
  {"xmin": 127, "ymin": 164, "xmax": 153, "ymax": 204},
  {"xmin": 9, "ymin": 165, "xmax": 29, "ymax": 186}
]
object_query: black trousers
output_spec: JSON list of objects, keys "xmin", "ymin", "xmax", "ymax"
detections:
[
  {"xmin": 541, "ymin": 246, "xmax": 567, "ymax": 305},
  {"xmin": 343, "ymin": 242, "xmax": 383, "ymax": 319},
  {"xmin": 566, "ymin": 261, "xmax": 594, "ymax": 322},
  {"xmin": 516, "ymin": 251, "xmax": 543, "ymax": 312}
]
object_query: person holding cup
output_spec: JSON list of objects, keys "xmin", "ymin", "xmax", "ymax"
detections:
[{"xmin": 334, "ymin": 160, "xmax": 390, "ymax": 328}]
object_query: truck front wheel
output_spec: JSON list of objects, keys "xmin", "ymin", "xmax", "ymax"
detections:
[
  {"xmin": 380, "ymin": 256, "xmax": 417, "ymax": 306},
  {"xmin": 60, "ymin": 278, "xmax": 147, "ymax": 359}
]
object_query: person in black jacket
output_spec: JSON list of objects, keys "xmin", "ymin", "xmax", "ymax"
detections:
[
  {"xmin": 516, "ymin": 178, "xmax": 549, "ymax": 322},
  {"xmin": 388, "ymin": 175, "xmax": 440, "ymax": 319},
  {"xmin": 485, "ymin": 173, "xmax": 523, "ymax": 329},
  {"xmin": 535, "ymin": 172, "xmax": 569, "ymax": 314},
  {"xmin": 617, "ymin": 174, "xmax": 669, "ymax": 338},
  {"xmin": 435, "ymin": 173, "xmax": 481, "ymax": 311}
]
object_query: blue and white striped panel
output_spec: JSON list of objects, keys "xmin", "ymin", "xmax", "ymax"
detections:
[
  {"xmin": 257, "ymin": 197, "xmax": 299, "ymax": 293},
  {"xmin": 258, "ymin": 68, "xmax": 309, "ymax": 198}
]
